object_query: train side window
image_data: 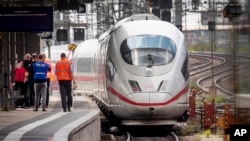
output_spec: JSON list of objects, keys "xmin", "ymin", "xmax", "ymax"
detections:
[
  {"xmin": 120, "ymin": 41, "xmax": 132, "ymax": 65},
  {"xmin": 181, "ymin": 53, "xmax": 189, "ymax": 81},
  {"xmin": 77, "ymin": 58, "xmax": 92, "ymax": 72}
]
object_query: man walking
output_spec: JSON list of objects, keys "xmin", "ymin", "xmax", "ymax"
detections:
[
  {"xmin": 28, "ymin": 53, "xmax": 37, "ymax": 107},
  {"xmin": 42, "ymin": 54, "xmax": 52, "ymax": 108},
  {"xmin": 33, "ymin": 54, "xmax": 50, "ymax": 112},
  {"xmin": 55, "ymin": 53, "xmax": 75, "ymax": 112}
]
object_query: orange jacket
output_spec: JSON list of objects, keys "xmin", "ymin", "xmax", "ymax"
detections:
[
  {"xmin": 44, "ymin": 59, "xmax": 53, "ymax": 80},
  {"xmin": 55, "ymin": 58, "xmax": 72, "ymax": 81}
]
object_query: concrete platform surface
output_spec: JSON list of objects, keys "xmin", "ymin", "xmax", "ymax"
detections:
[{"xmin": 0, "ymin": 94, "xmax": 100, "ymax": 141}]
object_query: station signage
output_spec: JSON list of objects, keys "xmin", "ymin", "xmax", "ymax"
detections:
[{"xmin": 0, "ymin": 7, "xmax": 53, "ymax": 32}]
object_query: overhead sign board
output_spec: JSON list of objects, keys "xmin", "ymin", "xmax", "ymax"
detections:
[{"xmin": 0, "ymin": 7, "xmax": 53, "ymax": 32}]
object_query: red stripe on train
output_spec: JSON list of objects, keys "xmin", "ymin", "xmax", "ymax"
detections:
[
  {"xmin": 107, "ymin": 85, "xmax": 189, "ymax": 106},
  {"xmin": 74, "ymin": 75, "xmax": 104, "ymax": 81}
]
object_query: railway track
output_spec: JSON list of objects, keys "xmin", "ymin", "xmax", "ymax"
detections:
[
  {"xmin": 189, "ymin": 53, "xmax": 250, "ymax": 126},
  {"xmin": 215, "ymin": 55, "xmax": 250, "ymax": 95},
  {"xmin": 100, "ymin": 119, "xmax": 186, "ymax": 141},
  {"xmin": 192, "ymin": 53, "xmax": 250, "ymax": 96},
  {"xmin": 113, "ymin": 131, "xmax": 180, "ymax": 141},
  {"xmin": 189, "ymin": 53, "xmax": 226, "ymax": 76},
  {"xmin": 189, "ymin": 53, "xmax": 233, "ymax": 117}
]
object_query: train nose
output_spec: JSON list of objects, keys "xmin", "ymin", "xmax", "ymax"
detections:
[{"xmin": 125, "ymin": 92, "xmax": 173, "ymax": 116}]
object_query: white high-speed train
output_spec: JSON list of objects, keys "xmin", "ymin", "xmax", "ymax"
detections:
[{"xmin": 92, "ymin": 14, "xmax": 189, "ymax": 126}]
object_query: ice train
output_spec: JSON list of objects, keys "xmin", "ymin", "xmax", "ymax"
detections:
[{"xmin": 92, "ymin": 14, "xmax": 189, "ymax": 125}]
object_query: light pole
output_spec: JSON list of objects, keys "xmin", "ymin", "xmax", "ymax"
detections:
[
  {"xmin": 208, "ymin": 0, "xmax": 216, "ymax": 96},
  {"xmin": 45, "ymin": 40, "xmax": 51, "ymax": 59}
]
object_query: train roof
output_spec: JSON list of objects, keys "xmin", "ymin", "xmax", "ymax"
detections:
[
  {"xmin": 109, "ymin": 14, "xmax": 160, "ymax": 35},
  {"xmin": 73, "ymin": 39, "xmax": 99, "ymax": 58},
  {"xmin": 111, "ymin": 20, "xmax": 184, "ymax": 48}
]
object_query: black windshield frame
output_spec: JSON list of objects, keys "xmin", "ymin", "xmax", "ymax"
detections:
[{"xmin": 120, "ymin": 35, "xmax": 177, "ymax": 66}]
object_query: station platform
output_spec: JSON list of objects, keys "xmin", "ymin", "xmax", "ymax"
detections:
[{"xmin": 0, "ymin": 94, "xmax": 100, "ymax": 141}]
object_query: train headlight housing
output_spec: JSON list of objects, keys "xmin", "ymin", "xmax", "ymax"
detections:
[
  {"xmin": 129, "ymin": 80, "xmax": 141, "ymax": 92},
  {"xmin": 157, "ymin": 80, "xmax": 168, "ymax": 91}
]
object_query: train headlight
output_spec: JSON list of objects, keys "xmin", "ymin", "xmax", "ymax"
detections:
[{"xmin": 128, "ymin": 80, "xmax": 141, "ymax": 92}]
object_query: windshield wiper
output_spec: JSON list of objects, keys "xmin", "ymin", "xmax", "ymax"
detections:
[{"xmin": 147, "ymin": 54, "xmax": 154, "ymax": 68}]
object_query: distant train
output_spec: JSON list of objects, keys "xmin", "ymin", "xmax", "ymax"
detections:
[
  {"xmin": 43, "ymin": 39, "xmax": 99, "ymax": 93},
  {"xmin": 92, "ymin": 14, "xmax": 189, "ymax": 126},
  {"xmin": 72, "ymin": 39, "xmax": 99, "ymax": 92}
]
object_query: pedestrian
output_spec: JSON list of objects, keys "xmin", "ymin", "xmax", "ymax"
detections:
[
  {"xmin": 27, "ymin": 53, "xmax": 37, "ymax": 107},
  {"xmin": 23, "ymin": 53, "xmax": 32, "ymax": 71},
  {"xmin": 42, "ymin": 54, "xmax": 52, "ymax": 108},
  {"xmin": 13, "ymin": 60, "xmax": 26, "ymax": 97},
  {"xmin": 33, "ymin": 54, "xmax": 50, "ymax": 112},
  {"xmin": 23, "ymin": 53, "xmax": 33, "ymax": 107},
  {"xmin": 55, "ymin": 53, "xmax": 76, "ymax": 112}
]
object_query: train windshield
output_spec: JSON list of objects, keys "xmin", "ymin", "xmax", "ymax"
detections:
[{"xmin": 120, "ymin": 35, "xmax": 176, "ymax": 66}]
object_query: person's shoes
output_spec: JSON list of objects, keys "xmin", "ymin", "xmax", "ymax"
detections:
[
  {"xmin": 63, "ymin": 109, "xmax": 67, "ymax": 112},
  {"xmin": 33, "ymin": 109, "xmax": 38, "ymax": 111},
  {"xmin": 42, "ymin": 109, "xmax": 46, "ymax": 112},
  {"xmin": 68, "ymin": 107, "xmax": 71, "ymax": 112}
]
